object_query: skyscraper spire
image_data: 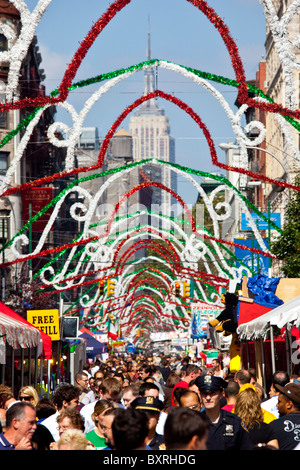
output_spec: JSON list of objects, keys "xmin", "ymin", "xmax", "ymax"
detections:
[
  {"xmin": 147, "ymin": 14, "xmax": 151, "ymax": 61},
  {"xmin": 144, "ymin": 15, "xmax": 154, "ymax": 96},
  {"xmin": 136, "ymin": 16, "xmax": 163, "ymax": 115}
]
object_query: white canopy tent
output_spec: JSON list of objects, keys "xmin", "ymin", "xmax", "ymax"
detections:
[
  {"xmin": 237, "ymin": 295, "xmax": 300, "ymax": 340},
  {"xmin": 0, "ymin": 306, "xmax": 42, "ymax": 388},
  {"xmin": 0, "ymin": 311, "xmax": 41, "ymax": 354},
  {"xmin": 237, "ymin": 295, "xmax": 300, "ymax": 383}
]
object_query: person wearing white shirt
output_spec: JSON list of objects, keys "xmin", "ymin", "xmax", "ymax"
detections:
[
  {"xmin": 80, "ymin": 377, "xmax": 124, "ymax": 433},
  {"xmin": 261, "ymin": 371, "xmax": 290, "ymax": 419},
  {"xmin": 41, "ymin": 384, "xmax": 80, "ymax": 442}
]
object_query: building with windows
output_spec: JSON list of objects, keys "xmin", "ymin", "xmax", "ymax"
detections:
[
  {"xmin": 0, "ymin": 0, "xmax": 67, "ymax": 303},
  {"xmin": 264, "ymin": 0, "xmax": 299, "ymax": 222},
  {"xmin": 219, "ymin": 1, "xmax": 300, "ymax": 277}
]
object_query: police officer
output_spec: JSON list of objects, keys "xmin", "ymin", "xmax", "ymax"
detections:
[
  {"xmin": 195, "ymin": 375, "xmax": 252, "ymax": 450},
  {"xmin": 130, "ymin": 396, "xmax": 166, "ymax": 450}
]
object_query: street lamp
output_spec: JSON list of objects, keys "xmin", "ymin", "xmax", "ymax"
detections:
[
  {"xmin": 219, "ymin": 142, "xmax": 288, "ymax": 187},
  {"xmin": 219, "ymin": 142, "xmax": 289, "ymax": 278}
]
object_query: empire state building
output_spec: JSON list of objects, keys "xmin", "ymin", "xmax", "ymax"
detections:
[{"xmin": 129, "ymin": 24, "xmax": 177, "ymax": 224}]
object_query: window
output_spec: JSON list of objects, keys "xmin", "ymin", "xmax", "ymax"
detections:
[
  {"xmin": 0, "ymin": 112, "xmax": 6, "ymax": 128},
  {"xmin": 0, "ymin": 81, "xmax": 6, "ymax": 128},
  {"xmin": 0, "ymin": 152, "xmax": 9, "ymax": 175},
  {"xmin": 0, "ymin": 34, "xmax": 8, "ymax": 52}
]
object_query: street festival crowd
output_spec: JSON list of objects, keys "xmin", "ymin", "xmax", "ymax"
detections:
[{"xmin": 0, "ymin": 350, "xmax": 300, "ymax": 452}]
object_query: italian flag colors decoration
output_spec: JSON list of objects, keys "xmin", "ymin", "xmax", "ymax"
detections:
[{"xmin": 108, "ymin": 320, "xmax": 118, "ymax": 341}]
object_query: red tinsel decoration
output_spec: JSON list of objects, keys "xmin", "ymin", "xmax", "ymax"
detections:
[
  {"xmin": 114, "ymin": 240, "xmax": 180, "ymax": 276},
  {"xmin": 1, "ymin": 90, "xmax": 300, "ymax": 199},
  {"xmin": 1, "ymin": 0, "xmax": 298, "ymax": 122},
  {"xmin": 0, "ymin": 3, "xmax": 299, "ymax": 199},
  {"xmin": 0, "ymin": 178, "xmax": 278, "ymax": 274}
]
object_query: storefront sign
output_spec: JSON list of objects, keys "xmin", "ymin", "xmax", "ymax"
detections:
[{"xmin": 22, "ymin": 187, "xmax": 53, "ymax": 232}]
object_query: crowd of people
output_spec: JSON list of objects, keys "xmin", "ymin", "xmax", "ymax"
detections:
[{"xmin": 0, "ymin": 350, "xmax": 300, "ymax": 451}]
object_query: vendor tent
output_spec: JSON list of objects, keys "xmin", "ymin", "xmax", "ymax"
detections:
[
  {"xmin": 237, "ymin": 295, "xmax": 300, "ymax": 340},
  {"xmin": 0, "ymin": 302, "xmax": 52, "ymax": 359},
  {"xmin": 78, "ymin": 332, "xmax": 107, "ymax": 358},
  {"xmin": 237, "ymin": 295, "xmax": 300, "ymax": 383},
  {"xmin": 237, "ymin": 299, "xmax": 274, "ymax": 327},
  {"xmin": 0, "ymin": 302, "xmax": 52, "ymax": 391}
]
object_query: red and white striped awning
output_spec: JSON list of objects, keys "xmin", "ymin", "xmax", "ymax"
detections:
[
  {"xmin": 0, "ymin": 302, "xmax": 52, "ymax": 360},
  {"xmin": 0, "ymin": 308, "xmax": 41, "ymax": 349},
  {"xmin": 237, "ymin": 295, "xmax": 300, "ymax": 340}
]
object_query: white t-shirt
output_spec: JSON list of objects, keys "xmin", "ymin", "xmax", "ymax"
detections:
[
  {"xmin": 156, "ymin": 411, "xmax": 167, "ymax": 435},
  {"xmin": 80, "ymin": 402, "xmax": 96, "ymax": 433},
  {"xmin": 81, "ymin": 390, "xmax": 96, "ymax": 406},
  {"xmin": 213, "ymin": 370, "xmax": 224, "ymax": 378},
  {"xmin": 41, "ymin": 411, "xmax": 60, "ymax": 441},
  {"xmin": 261, "ymin": 394, "xmax": 279, "ymax": 419},
  {"xmin": 89, "ymin": 366, "xmax": 99, "ymax": 377}
]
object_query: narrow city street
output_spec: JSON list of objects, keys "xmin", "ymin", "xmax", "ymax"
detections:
[{"xmin": 0, "ymin": 0, "xmax": 299, "ymax": 457}]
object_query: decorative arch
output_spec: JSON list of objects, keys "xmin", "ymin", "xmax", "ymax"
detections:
[
  {"xmin": 114, "ymin": 239, "xmax": 181, "ymax": 276},
  {"xmin": 1, "ymin": 0, "xmax": 299, "ymax": 120},
  {"xmin": 105, "ymin": 180, "xmax": 195, "ymax": 234}
]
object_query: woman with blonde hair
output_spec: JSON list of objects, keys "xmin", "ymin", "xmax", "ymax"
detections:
[
  {"xmin": 18, "ymin": 385, "xmax": 39, "ymax": 407},
  {"xmin": 85, "ymin": 399, "xmax": 118, "ymax": 450},
  {"xmin": 57, "ymin": 429, "xmax": 94, "ymax": 450},
  {"xmin": 234, "ymin": 387, "xmax": 279, "ymax": 448}
]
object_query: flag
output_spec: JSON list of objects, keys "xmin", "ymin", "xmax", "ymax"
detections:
[
  {"xmin": 200, "ymin": 351, "xmax": 207, "ymax": 362},
  {"xmin": 108, "ymin": 321, "xmax": 118, "ymax": 340},
  {"xmin": 81, "ymin": 307, "xmax": 91, "ymax": 319}
]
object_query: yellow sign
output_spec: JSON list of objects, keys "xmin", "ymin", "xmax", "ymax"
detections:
[{"xmin": 27, "ymin": 309, "xmax": 60, "ymax": 340}]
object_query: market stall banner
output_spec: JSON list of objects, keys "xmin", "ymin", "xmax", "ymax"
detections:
[
  {"xmin": 191, "ymin": 303, "xmax": 223, "ymax": 339},
  {"xmin": 0, "ymin": 302, "xmax": 52, "ymax": 360}
]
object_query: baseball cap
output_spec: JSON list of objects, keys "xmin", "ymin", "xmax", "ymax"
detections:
[
  {"xmin": 130, "ymin": 396, "xmax": 164, "ymax": 413},
  {"xmin": 195, "ymin": 375, "xmax": 227, "ymax": 392},
  {"xmin": 275, "ymin": 383, "xmax": 300, "ymax": 404}
]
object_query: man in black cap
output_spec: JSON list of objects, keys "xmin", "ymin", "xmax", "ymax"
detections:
[
  {"xmin": 195, "ymin": 375, "xmax": 252, "ymax": 450},
  {"xmin": 130, "ymin": 396, "xmax": 166, "ymax": 450},
  {"xmin": 268, "ymin": 382, "xmax": 300, "ymax": 450}
]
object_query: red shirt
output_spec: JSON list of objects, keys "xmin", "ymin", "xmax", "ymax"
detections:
[{"xmin": 222, "ymin": 404, "xmax": 235, "ymax": 412}]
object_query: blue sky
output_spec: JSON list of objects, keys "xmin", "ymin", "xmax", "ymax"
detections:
[{"xmin": 27, "ymin": 0, "xmax": 267, "ymax": 203}]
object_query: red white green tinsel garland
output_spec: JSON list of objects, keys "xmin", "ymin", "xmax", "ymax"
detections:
[{"xmin": 1, "ymin": 0, "xmax": 300, "ymax": 336}]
